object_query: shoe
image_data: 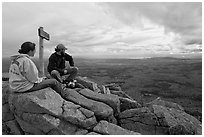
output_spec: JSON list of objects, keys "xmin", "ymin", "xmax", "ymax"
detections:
[
  {"xmin": 66, "ymin": 81, "xmax": 75, "ymax": 88},
  {"xmin": 73, "ymin": 80, "xmax": 77, "ymax": 83}
]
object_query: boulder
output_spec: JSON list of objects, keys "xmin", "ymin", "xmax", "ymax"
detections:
[
  {"xmin": 119, "ymin": 97, "xmax": 141, "ymax": 112},
  {"xmin": 9, "ymin": 88, "xmax": 97, "ymax": 130},
  {"xmin": 62, "ymin": 101, "xmax": 97, "ymax": 129},
  {"xmin": 2, "ymin": 103, "xmax": 15, "ymax": 122},
  {"xmin": 119, "ymin": 105, "xmax": 202, "ymax": 135},
  {"xmin": 104, "ymin": 83, "xmax": 122, "ymax": 91},
  {"xmin": 9, "ymin": 88, "xmax": 64, "ymax": 115},
  {"xmin": 4, "ymin": 120, "xmax": 23, "ymax": 135},
  {"xmin": 146, "ymin": 97, "xmax": 184, "ymax": 111},
  {"xmin": 15, "ymin": 116, "xmax": 44, "ymax": 135},
  {"xmin": 169, "ymin": 125, "xmax": 192, "ymax": 135},
  {"xmin": 75, "ymin": 76, "xmax": 100, "ymax": 92},
  {"xmin": 150, "ymin": 105, "xmax": 202, "ymax": 135},
  {"xmin": 15, "ymin": 113, "xmax": 88, "ymax": 135},
  {"xmin": 77, "ymin": 88, "xmax": 120, "ymax": 116},
  {"xmin": 86, "ymin": 132, "xmax": 102, "ymax": 135},
  {"xmin": 100, "ymin": 85, "xmax": 111, "ymax": 94},
  {"xmin": 62, "ymin": 88, "xmax": 114, "ymax": 121},
  {"xmin": 93, "ymin": 120, "xmax": 140, "ymax": 135},
  {"xmin": 119, "ymin": 107, "xmax": 160, "ymax": 135},
  {"xmin": 3, "ymin": 78, "xmax": 201, "ymax": 135},
  {"xmin": 2, "ymin": 81, "xmax": 10, "ymax": 105},
  {"xmin": 110, "ymin": 90, "xmax": 134, "ymax": 100}
]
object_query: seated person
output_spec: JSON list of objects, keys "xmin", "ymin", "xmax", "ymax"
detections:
[
  {"xmin": 9, "ymin": 41, "xmax": 64, "ymax": 95},
  {"xmin": 47, "ymin": 44, "xmax": 78, "ymax": 87}
]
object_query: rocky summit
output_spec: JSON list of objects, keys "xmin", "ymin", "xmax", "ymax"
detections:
[{"xmin": 2, "ymin": 76, "xmax": 202, "ymax": 135}]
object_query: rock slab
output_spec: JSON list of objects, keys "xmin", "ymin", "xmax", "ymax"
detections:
[{"xmin": 93, "ymin": 120, "xmax": 140, "ymax": 135}]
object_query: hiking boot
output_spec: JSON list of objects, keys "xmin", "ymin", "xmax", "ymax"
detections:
[{"xmin": 66, "ymin": 81, "xmax": 75, "ymax": 88}]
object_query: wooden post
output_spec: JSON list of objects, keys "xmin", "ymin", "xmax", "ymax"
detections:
[
  {"xmin": 39, "ymin": 34, "xmax": 44, "ymax": 77},
  {"xmin": 38, "ymin": 27, "xmax": 50, "ymax": 77}
]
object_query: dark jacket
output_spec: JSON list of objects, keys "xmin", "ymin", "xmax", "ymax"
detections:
[{"xmin": 47, "ymin": 52, "xmax": 74, "ymax": 74}]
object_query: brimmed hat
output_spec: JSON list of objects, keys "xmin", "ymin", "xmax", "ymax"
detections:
[{"xmin": 56, "ymin": 44, "xmax": 67, "ymax": 50}]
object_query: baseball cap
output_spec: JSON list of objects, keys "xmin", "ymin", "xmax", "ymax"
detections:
[{"xmin": 56, "ymin": 44, "xmax": 67, "ymax": 50}]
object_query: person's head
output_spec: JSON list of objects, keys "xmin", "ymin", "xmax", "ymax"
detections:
[
  {"xmin": 18, "ymin": 42, "xmax": 36, "ymax": 57},
  {"xmin": 55, "ymin": 44, "xmax": 67, "ymax": 56}
]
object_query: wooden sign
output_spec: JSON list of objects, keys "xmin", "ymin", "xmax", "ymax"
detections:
[
  {"xmin": 38, "ymin": 27, "xmax": 50, "ymax": 77},
  {"xmin": 38, "ymin": 27, "xmax": 50, "ymax": 40}
]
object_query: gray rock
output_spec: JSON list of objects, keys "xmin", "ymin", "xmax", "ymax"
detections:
[
  {"xmin": 2, "ymin": 103, "xmax": 15, "ymax": 122},
  {"xmin": 119, "ymin": 105, "xmax": 202, "ymax": 135},
  {"xmin": 75, "ymin": 76, "xmax": 100, "ymax": 92},
  {"xmin": 169, "ymin": 125, "xmax": 191, "ymax": 135},
  {"xmin": 9, "ymin": 88, "xmax": 97, "ymax": 130},
  {"xmin": 119, "ymin": 107, "xmax": 159, "ymax": 135},
  {"xmin": 77, "ymin": 88, "xmax": 120, "ymax": 116},
  {"xmin": 62, "ymin": 88, "xmax": 114, "ymax": 121},
  {"xmin": 62, "ymin": 101, "xmax": 97, "ymax": 129},
  {"xmin": 93, "ymin": 120, "xmax": 141, "ymax": 135},
  {"xmin": 79, "ymin": 107, "xmax": 94, "ymax": 118},
  {"xmin": 4, "ymin": 79, "xmax": 201, "ymax": 135},
  {"xmin": 151, "ymin": 105, "xmax": 202, "ymax": 135},
  {"xmin": 104, "ymin": 83, "xmax": 122, "ymax": 91},
  {"xmin": 2, "ymin": 82, "xmax": 10, "ymax": 105},
  {"xmin": 110, "ymin": 90, "xmax": 134, "ymax": 100},
  {"xmin": 119, "ymin": 97, "xmax": 141, "ymax": 112},
  {"xmin": 4, "ymin": 120, "xmax": 23, "ymax": 135},
  {"xmin": 15, "ymin": 116, "xmax": 44, "ymax": 135},
  {"xmin": 146, "ymin": 97, "xmax": 184, "ymax": 111},
  {"xmin": 74, "ymin": 129, "xmax": 89, "ymax": 135},
  {"xmin": 10, "ymin": 88, "xmax": 64, "ymax": 115},
  {"xmin": 16, "ymin": 113, "xmax": 88, "ymax": 135},
  {"xmin": 100, "ymin": 85, "xmax": 111, "ymax": 94},
  {"xmin": 86, "ymin": 132, "xmax": 102, "ymax": 135}
]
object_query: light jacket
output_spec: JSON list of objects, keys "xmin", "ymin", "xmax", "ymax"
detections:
[{"xmin": 9, "ymin": 54, "xmax": 43, "ymax": 92}]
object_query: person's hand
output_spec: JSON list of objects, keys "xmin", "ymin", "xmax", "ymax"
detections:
[
  {"xmin": 42, "ymin": 77, "xmax": 47, "ymax": 80},
  {"xmin": 64, "ymin": 69, "xmax": 68, "ymax": 74}
]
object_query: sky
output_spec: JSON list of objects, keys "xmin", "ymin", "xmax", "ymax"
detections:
[{"xmin": 2, "ymin": 2, "xmax": 202, "ymax": 58}]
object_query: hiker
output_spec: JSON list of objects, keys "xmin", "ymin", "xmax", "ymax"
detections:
[
  {"xmin": 9, "ymin": 41, "xmax": 64, "ymax": 95},
  {"xmin": 47, "ymin": 44, "xmax": 78, "ymax": 87}
]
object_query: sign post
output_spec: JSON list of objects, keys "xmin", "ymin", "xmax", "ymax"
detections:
[{"xmin": 38, "ymin": 27, "xmax": 50, "ymax": 77}]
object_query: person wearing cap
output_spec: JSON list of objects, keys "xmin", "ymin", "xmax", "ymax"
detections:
[{"xmin": 47, "ymin": 44, "xmax": 78, "ymax": 86}]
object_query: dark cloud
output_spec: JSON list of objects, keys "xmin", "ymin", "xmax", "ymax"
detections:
[
  {"xmin": 3, "ymin": 2, "xmax": 202, "ymax": 58},
  {"xmin": 101, "ymin": 2, "xmax": 202, "ymax": 45}
]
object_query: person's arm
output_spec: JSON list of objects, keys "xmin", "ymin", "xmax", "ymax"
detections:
[
  {"xmin": 65, "ymin": 53, "xmax": 74, "ymax": 66},
  {"xmin": 48, "ymin": 55, "xmax": 64, "ymax": 73}
]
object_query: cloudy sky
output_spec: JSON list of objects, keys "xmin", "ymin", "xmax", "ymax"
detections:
[{"xmin": 2, "ymin": 2, "xmax": 202, "ymax": 58}]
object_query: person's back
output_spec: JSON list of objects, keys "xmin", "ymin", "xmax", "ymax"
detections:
[{"xmin": 10, "ymin": 55, "xmax": 30, "ymax": 92}]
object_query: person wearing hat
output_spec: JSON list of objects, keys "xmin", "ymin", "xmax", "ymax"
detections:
[{"xmin": 47, "ymin": 44, "xmax": 78, "ymax": 87}]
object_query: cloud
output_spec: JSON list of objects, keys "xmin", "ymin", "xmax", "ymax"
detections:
[
  {"xmin": 54, "ymin": 22, "xmax": 188, "ymax": 57},
  {"xmin": 2, "ymin": 2, "xmax": 202, "ymax": 58},
  {"xmin": 100, "ymin": 2, "xmax": 202, "ymax": 45},
  {"xmin": 2, "ymin": 2, "xmax": 110, "ymax": 57}
]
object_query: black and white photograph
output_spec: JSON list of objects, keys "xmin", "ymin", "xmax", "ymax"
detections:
[{"xmin": 2, "ymin": 1, "xmax": 202, "ymax": 135}]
